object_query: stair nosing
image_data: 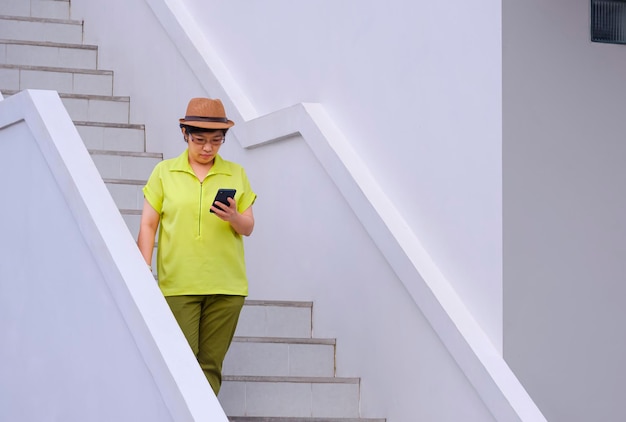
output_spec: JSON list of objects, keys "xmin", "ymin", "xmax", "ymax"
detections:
[
  {"xmin": 119, "ymin": 209, "xmax": 142, "ymax": 215},
  {"xmin": 103, "ymin": 178, "xmax": 147, "ymax": 186},
  {"xmin": 74, "ymin": 121, "xmax": 145, "ymax": 130},
  {"xmin": 243, "ymin": 300, "xmax": 313, "ymax": 308},
  {"xmin": 223, "ymin": 375, "xmax": 359, "ymax": 384},
  {"xmin": 1, "ymin": 89, "xmax": 129, "ymax": 102},
  {"xmin": 58, "ymin": 92, "xmax": 130, "ymax": 102},
  {"xmin": 232, "ymin": 336, "xmax": 335, "ymax": 345},
  {"xmin": 0, "ymin": 14, "xmax": 83, "ymax": 26},
  {"xmin": 0, "ymin": 38, "xmax": 97, "ymax": 50},
  {"xmin": 0, "ymin": 97, "xmax": 141, "ymax": 130},
  {"xmin": 89, "ymin": 149, "xmax": 162, "ymax": 159},
  {"xmin": 0, "ymin": 63, "xmax": 113, "ymax": 76}
]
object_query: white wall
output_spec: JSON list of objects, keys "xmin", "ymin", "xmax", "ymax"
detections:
[
  {"xmin": 184, "ymin": 0, "xmax": 504, "ymax": 350},
  {"xmin": 504, "ymin": 1, "xmax": 626, "ymax": 421},
  {"xmin": 71, "ymin": 0, "xmax": 503, "ymax": 349},
  {"xmin": 67, "ymin": 1, "xmax": 510, "ymax": 420},
  {"xmin": 243, "ymin": 135, "xmax": 498, "ymax": 421},
  {"xmin": 0, "ymin": 90, "xmax": 227, "ymax": 422}
]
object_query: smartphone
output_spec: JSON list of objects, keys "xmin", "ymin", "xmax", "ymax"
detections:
[{"xmin": 210, "ymin": 188, "xmax": 236, "ymax": 213}]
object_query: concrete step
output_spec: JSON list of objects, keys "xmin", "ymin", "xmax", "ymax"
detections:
[
  {"xmin": 2, "ymin": 91, "xmax": 129, "ymax": 124},
  {"xmin": 90, "ymin": 150, "xmax": 161, "ymax": 181},
  {"xmin": 2, "ymin": 94, "xmax": 144, "ymax": 155},
  {"xmin": 0, "ymin": 0, "xmax": 70, "ymax": 20},
  {"xmin": 223, "ymin": 337, "xmax": 335, "ymax": 378},
  {"xmin": 0, "ymin": 64, "xmax": 114, "ymax": 96},
  {"xmin": 219, "ymin": 376, "xmax": 361, "ymax": 419},
  {"xmin": 62, "ymin": 94, "xmax": 130, "ymax": 124},
  {"xmin": 105, "ymin": 180, "xmax": 145, "ymax": 212},
  {"xmin": 235, "ymin": 300, "xmax": 313, "ymax": 339},
  {"xmin": 77, "ymin": 122, "xmax": 146, "ymax": 153},
  {"xmin": 0, "ymin": 39, "xmax": 98, "ymax": 69},
  {"xmin": 0, "ymin": 15, "xmax": 83, "ymax": 44},
  {"xmin": 222, "ymin": 303, "xmax": 371, "ymax": 419}
]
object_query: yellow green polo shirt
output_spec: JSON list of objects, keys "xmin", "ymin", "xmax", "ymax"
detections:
[{"xmin": 143, "ymin": 150, "xmax": 257, "ymax": 297}]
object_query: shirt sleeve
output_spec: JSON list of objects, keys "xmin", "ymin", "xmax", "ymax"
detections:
[
  {"xmin": 143, "ymin": 163, "xmax": 164, "ymax": 214},
  {"xmin": 237, "ymin": 166, "xmax": 257, "ymax": 213}
]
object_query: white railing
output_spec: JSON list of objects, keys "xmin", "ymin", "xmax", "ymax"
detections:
[
  {"xmin": 144, "ymin": 1, "xmax": 548, "ymax": 421},
  {"xmin": 0, "ymin": 89, "xmax": 227, "ymax": 422}
]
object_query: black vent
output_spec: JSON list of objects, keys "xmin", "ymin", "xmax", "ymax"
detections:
[{"xmin": 592, "ymin": 0, "xmax": 626, "ymax": 44}]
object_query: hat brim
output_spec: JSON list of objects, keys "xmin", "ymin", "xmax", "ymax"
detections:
[{"xmin": 179, "ymin": 118, "xmax": 235, "ymax": 130}]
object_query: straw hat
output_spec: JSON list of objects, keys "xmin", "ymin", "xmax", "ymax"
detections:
[{"xmin": 179, "ymin": 98, "xmax": 234, "ymax": 130}]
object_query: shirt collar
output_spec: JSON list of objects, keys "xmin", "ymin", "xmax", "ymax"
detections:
[{"xmin": 170, "ymin": 150, "xmax": 232, "ymax": 176}]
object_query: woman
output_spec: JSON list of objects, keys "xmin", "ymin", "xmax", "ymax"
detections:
[{"xmin": 137, "ymin": 97, "xmax": 256, "ymax": 395}]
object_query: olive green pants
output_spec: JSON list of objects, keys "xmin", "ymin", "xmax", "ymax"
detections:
[{"xmin": 165, "ymin": 294, "xmax": 245, "ymax": 395}]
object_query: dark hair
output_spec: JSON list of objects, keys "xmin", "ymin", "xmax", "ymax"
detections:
[{"xmin": 180, "ymin": 124, "xmax": 228, "ymax": 136}]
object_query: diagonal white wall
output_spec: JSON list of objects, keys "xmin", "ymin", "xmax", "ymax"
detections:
[{"xmin": 0, "ymin": 90, "xmax": 227, "ymax": 422}]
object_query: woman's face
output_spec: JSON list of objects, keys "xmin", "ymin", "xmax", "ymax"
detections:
[{"xmin": 186, "ymin": 129, "xmax": 225, "ymax": 166}]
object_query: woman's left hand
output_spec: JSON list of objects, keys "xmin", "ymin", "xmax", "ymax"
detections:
[
  {"xmin": 211, "ymin": 197, "xmax": 238, "ymax": 222},
  {"xmin": 211, "ymin": 197, "xmax": 255, "ymax": 236}
]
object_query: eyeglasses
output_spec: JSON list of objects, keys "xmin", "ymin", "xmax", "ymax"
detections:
[{"xmin": 188, "ymin": 134, "xmax": 225, "ymax": 146}]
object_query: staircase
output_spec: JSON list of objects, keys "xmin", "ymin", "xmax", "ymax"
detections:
[
  {"xmin": 224, "ymin": 301, "xmax": 384, "ymax": 421},
  {"xmin": 0, "ymin": 2, "xmax": 385, "ymax": 421},
  {"xmin": 0, "ymin": 1, "xmax": 157, "ymax": 252}
]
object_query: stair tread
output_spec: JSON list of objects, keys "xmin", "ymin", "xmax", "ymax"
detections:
[
  {"xmin": 232, "ymin": 336, "xmax": 334, "ymax": 345},
  {"xmin": 88, "ymin": 149, "xmax": 162, "ymax": 158},
  {"xmin": 103, "ymin": 178, "xmax": 147, "ymax": 186},
  {"xmin": 0, "ymin": 14, "xmax": 82, "ymax": 25},
  {"xmin": 2, "ymin": 89, "xmax": 129, "ymax": 102},
  {"xmin": 0, "ymin": 38, "xmax": 97, "ymax": 49},
  {"xmin": 62, "ymin": 94, "xmax": 129, "ymax": 102},
  {"xmin": 119, "ymin": 209, "xmax": 142, "ymax": 215},
  {"xmin": 223, "ymin": 375, "xmax": 359, "ymax": 384},
  {"xmin": 0, "ymin": 63, "xmax": 113, "ymax": 76},
  {"xmin": 60, "ymin": 92, "xmax": 129, "ymax": 101},
  {"xmin": 75, "ymin": 121, "xmax": 145, "ymax": 130},
  {"xmin": 244, "ymin": 300, "xmax": 313, "ymax": 307}
]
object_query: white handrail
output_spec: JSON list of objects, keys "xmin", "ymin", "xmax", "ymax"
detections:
[{"xmin": 144, "ymin": 1, "xmax": 547, "ymax": 420}]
